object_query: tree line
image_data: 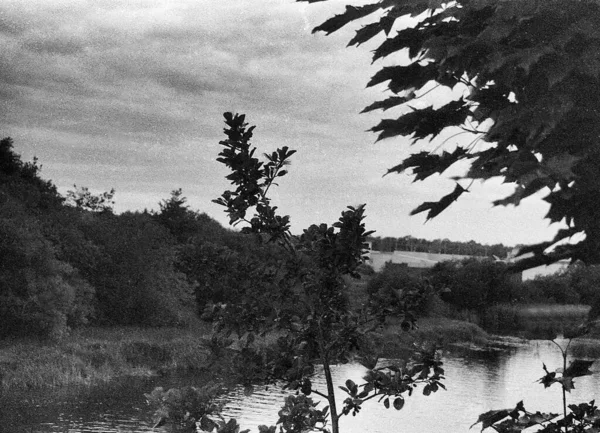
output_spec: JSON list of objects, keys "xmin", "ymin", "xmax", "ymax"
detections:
[{"xmin": 368, "ymin": 235, "xmax": 512, "ymax": 257}]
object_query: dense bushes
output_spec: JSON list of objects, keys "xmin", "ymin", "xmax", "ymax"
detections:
[
  {"xmin": 0, "ymin": 138, "xmax": 287, "ymax": 338},
  {"xmin": 81, "ymin": 212, "xmax": 194, "ymax": 326},
  {"xmin": 0, "ymin": 199, "xmax": 94, "ymax": 338},
  {"xmin": 429, "ymin": 259, "xmax": 519, "ymax": 310},
  {"xmin": 366, "ymin": 263, "xmax": 434, "ymax": 319},
  {"xmin": 0, "ymin": 139, "xmax": 199, "ymax": 337}
]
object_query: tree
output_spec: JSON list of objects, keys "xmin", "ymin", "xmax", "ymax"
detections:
[
  {"xmin": 65, "ymin": 184, "xmax": 115, "ymax": 213},
  {"xmin": 154, "ymin": 189, "xmax": 197, "ymax": 243},
  {"xmin": 82, "ymin": 212, "xmax": 194, "ymax": 326},
  {"xmin": 150, "ymin": 114, "xmax": 444, "ymax": 433},
  {"xmin": 0, "ymin": 198, "xmax": 94, "ymax": 338},
  {"xmin": 297, "ymin": 0, "xmax": 600, "ymax": 270}
]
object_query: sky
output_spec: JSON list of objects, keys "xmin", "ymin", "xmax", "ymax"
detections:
[{"xmin": 0, "ymin": 0, "xmax": 565, "ymax": 247}]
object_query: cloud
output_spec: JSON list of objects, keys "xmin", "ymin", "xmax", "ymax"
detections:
[{"xmin": 0, "ymin": 0, "xmax": 560, "ymax": 246}]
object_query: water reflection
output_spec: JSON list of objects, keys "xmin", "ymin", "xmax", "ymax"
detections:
[{"xmin": 4, "ymin": 340, "xmax": 600, "ymax": 433}]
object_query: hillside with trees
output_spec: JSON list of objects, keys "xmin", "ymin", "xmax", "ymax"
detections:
[{"xmin": 0, "ymin": 137, "xmax": 281, "ymax": 338}]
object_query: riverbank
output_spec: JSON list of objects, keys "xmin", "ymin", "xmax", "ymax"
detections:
[
  {"xmin": 0, "ymin": 323, "xmax": 213, "ymax": 392},
  {"xmin": 0, "ymin": 317, "xmax": 498, "ymax": 393}
]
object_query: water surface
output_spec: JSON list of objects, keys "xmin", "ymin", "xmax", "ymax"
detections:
[{"xmin": 3, "ymin": 338, "xmax": 600, "ymax": 433}]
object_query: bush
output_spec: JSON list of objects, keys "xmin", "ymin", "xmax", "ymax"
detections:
[
  {"xmin": 429, "ymin": 259, "xmax": 518, "ymax": 311},
  {"xmin": 0, "ymin": 208, "xmax": 94, "ymax": 338},
  {"xmin": 367, "ymin": 263, "xmax": 432, "ymax": 317},
  {"xmin": 523, "ymin": 273, "xmax": 580, "ymax": 304},
  {"xmin": 81, "ymin": 212, "xmax": 194, "ymax": 326}
]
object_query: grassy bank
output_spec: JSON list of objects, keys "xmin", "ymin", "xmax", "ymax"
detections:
[
  {"xmin": 0, "ymin": 323, "xmax": 213, "ymax": 392},
  {"xmin": 480, "ymin": 304, "xmax": 590, "ymax": 339},
  {"xmin": 0, "ymin": 317, "xmax": 492, "ymax": 392},
  {"xmin": 379, "ymin": 317, "xmax": 491, "ymax": 358}
]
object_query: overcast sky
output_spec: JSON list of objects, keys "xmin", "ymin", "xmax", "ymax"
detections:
[{"xmin": 0, "ymin": 0, "xmax": 565, "ymax": 246}]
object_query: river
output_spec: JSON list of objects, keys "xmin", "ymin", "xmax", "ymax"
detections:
[{"xmin": 2, "ymin": 338, "xmax": 600, "ymax": 433}]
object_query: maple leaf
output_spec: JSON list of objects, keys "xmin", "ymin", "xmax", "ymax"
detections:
[
  {"xmin": 564, "ymin": 360, "xmax": 595, "ymax": 378},
  {"xmin": 537, "ymin": 363, "xmax": 557, "ymax": 389},
  {"xmin": 361, "ymin": 94, "xmax": 415, "ymax": 114},
  {"xmin": 371, "ymin": 99, "xmax": 470, "ymax": 142},
  {"xmin": 385, "ymin": 147, "xmax": 469, "ymax": 181},
  {"xmin": 556, "ymin": 376, "xmax": 575, "ymax": 392},
  {"xmin": 367, "ymin": 63, "xmax": 439, "ymax": 94},
  {"xmin": 348, "ymin": 21, "xmax": 385, "ymax": 47},
  {"xmin": 470, "ymin": 409, "xmax": 511, "ymax": 430},
  {"xmin": 410, "ymin": 183, "xmax": 467, "ymax": 221},
  {"xmin": 312, "ymin": 2, "xmax": 392, "ymax": 35},
  {"xmin": 372, "ymin": 27, "xmax": 424, "ymax": 61}
]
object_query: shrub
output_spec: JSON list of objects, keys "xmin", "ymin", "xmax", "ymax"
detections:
[
  {"xmin": 0, "ymin": 208, "xmax": 94, "ymax": 338},
  {"xmin": 429, "ymin": 259, "xmax": 518, "ymax": 311}
]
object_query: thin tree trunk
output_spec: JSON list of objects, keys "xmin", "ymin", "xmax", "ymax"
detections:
[{"xmin": 322, "ymin": 357, "xmax": 339, "ymax": 433}]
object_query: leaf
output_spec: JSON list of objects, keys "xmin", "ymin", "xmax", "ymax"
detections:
[
  {"xmin": 361, "ymin": 94, "xmax": 415, "ymax": 113},
  {"xmin": 372, "ymin": 27, "xmax": 424, "ymax": 61},
  {"xmin": 564, "ymin": 359, "xmax": 595, "ymax": 378},
  {"xmin": 493, "ymin": 176, "xmax": 555, "ymax": 207},
  {"xmin": 385, "ymin": 147, "xmax": 469, "ymax": 181},
  {"xmin": 393, "ymin": 397, "xmax": 405, "ymax": 410},
  {"xmin": 367, "ymin": 63, "xmax": 439, "ymax": 94},
  {"xmin": 555, "ymin": 376, "xmax": 575, "ymax": 392},
  {"xmin": 470, "ymin": 409, "xmax": 511, "ymax": 430},
  {"xmin": 200, "ymin": 415, "xmax": 218, "ymax": 432},
  {"xmin": 410, "ymin": 183, "xmax": 468, "ymax": 221},
  {"xmin": 383, "ymin": 398, "xmax": 390, "ymax": 409},
  {"xmin": 312, "ymin": 2, "xmax": 389, "ymax": 35},
  {"xmin": 370, "ymin": 99, "xmax": 470, "ymax": 142},
  {"xmin": 348, "ymin": 21, "xmax": 385, "ymax": 47},
  {"xmin": 345, "ymin": 379, "xmax": 357, "ymax": 395},
  {"xmin": 543, "ymin": 154, "xmax": 580, "ymax": 181},
  {"xmin": 537, "ymin": 363, "xmax": 557, "ymax": 388}
]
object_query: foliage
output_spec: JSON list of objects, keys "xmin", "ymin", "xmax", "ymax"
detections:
[
  {"xmin": 0, "ymin": 137, "xmax": 63, "ymax": 212},
  {"xmin": 522, "ymin": 273, "xmax": 581, "ymax": 305},
  {"xmin": 473, "ymin": 333, "xmax": 599, "ymax": 432},
  {"xmin": 366, "ymin": 262, "xmax": 433, "ymax": 321},
  {"xmin": 65, "ymin": 185, "xmax": 115, "ymax": 213},
  {"xmin": 0, "ymin": 198, "xmax": 94, "ymax": 338},
  {"xmin": 154, "ymin": 188, "xmax": 205, "ymax": 243},
  {"xmin": 0, "ymin": 139, "xmax": 94, "ymax": 338},
  {"xmin": 565, "ymin": 264, "xmax": 600, "ymax": 307},
  {"xmin": 298, "ymin": 0, "xmax": 600, "ymax": 269},
  {"xmin": 429, "ymin": 258, "xmax": 518, "ymax": 310},
  {"xmin": 369, "ymin": 235, "xmax": 511, "ymax": 257},
  {"xmin": 81, "ymin": 211, "xmax": 194, "ymax": 326},
  {"xmin": 149, "ymin": 113, "xmax": 442, "ymax": 433}
]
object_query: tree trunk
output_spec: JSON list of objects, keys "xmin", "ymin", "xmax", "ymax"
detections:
[{"xmin": 322, "ymin": 357, "xmax": 339, "ymax": 433}]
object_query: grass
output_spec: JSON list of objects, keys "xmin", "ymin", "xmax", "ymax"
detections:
[
  {"xmin": 377, "ymin": 317, "xmax": 490, "ymax": 358},
  {"xmin": 480, "ymin": 304, "xmax": 590, "ymax": 339},
  {"xmin": 0, "ymin": 321, "xmax": 213, "ymax": 392}
]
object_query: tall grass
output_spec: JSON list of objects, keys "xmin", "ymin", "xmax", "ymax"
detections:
[
  {"xmin": 481, "ymin": 304, "xmax": 590, "ymax": 339},
  {"xmin": 0, "ymin": 322, "xmax": 213, "ymax": 392}
]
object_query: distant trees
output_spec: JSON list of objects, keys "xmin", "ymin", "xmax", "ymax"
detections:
[{"xmin": 369, "ymin": 235, "xmax": 511, "ymax": 257}]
